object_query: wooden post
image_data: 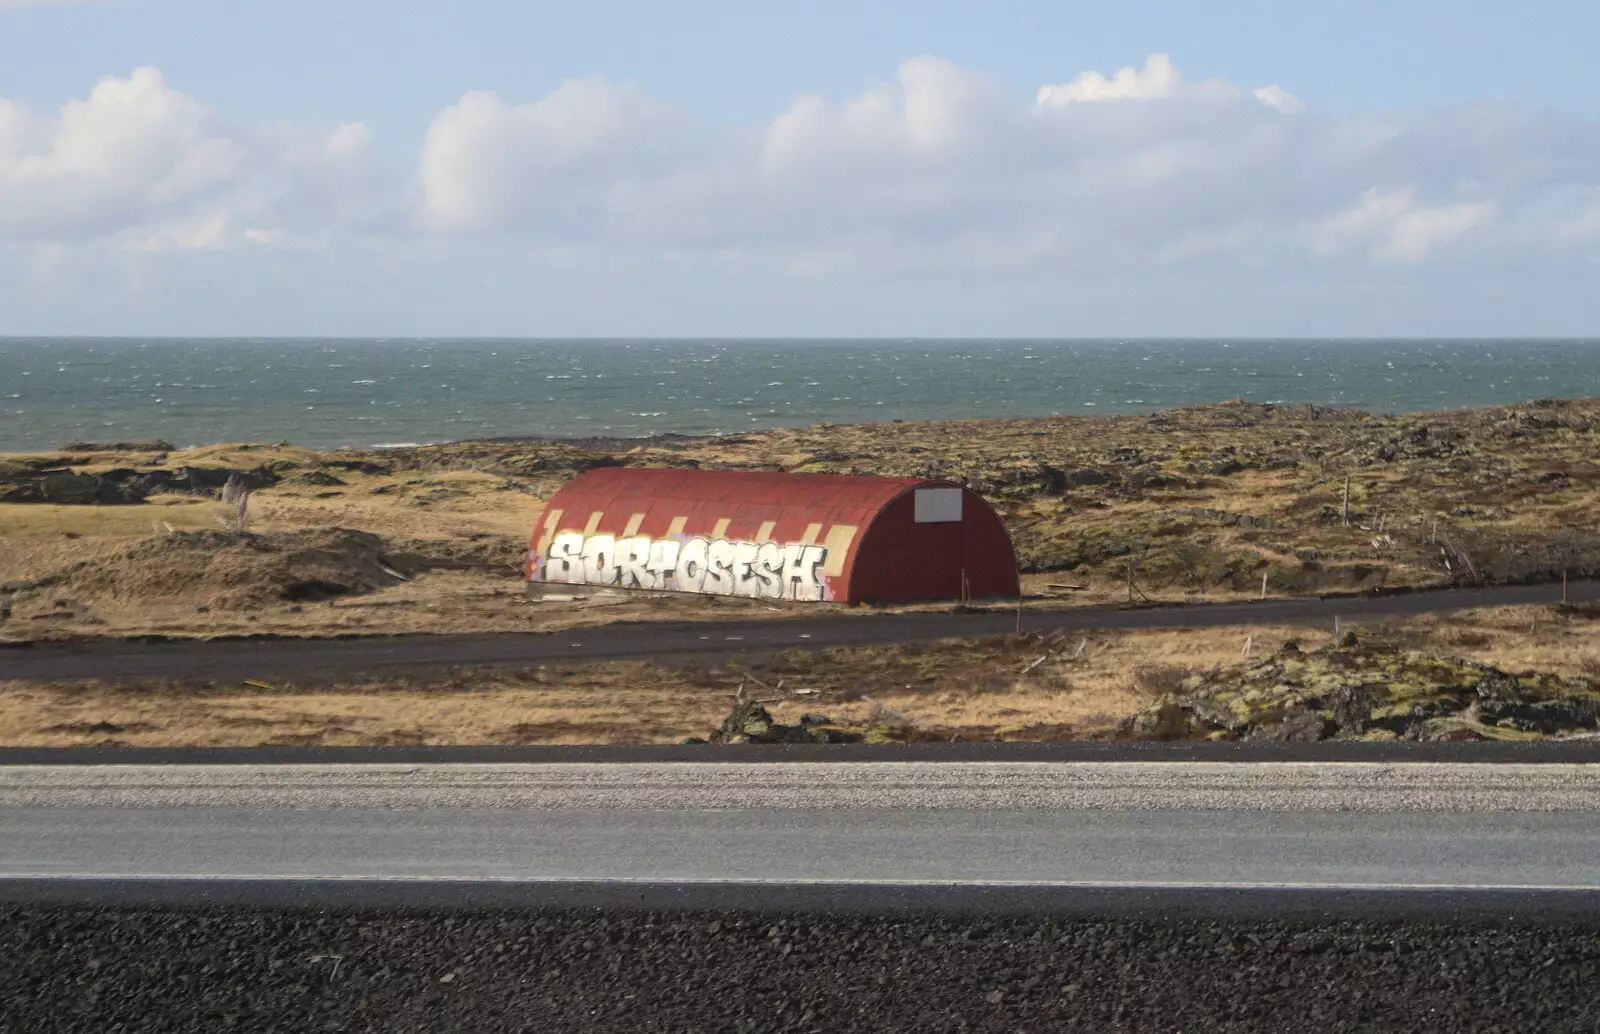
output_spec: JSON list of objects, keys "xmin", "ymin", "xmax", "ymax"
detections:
[
  {"xmin": 1563, "ymin": 570, "xmax": 1569, "ymax": 604},
  {"xmin": 1334, "ymin": 615, "xmax": 1341, "ymax": 641},
  {"xmin": 1430, "ymin": 518, "xmax": 1437, "ymax": 545},
  {"xmin": 1341, "ymin": 475, "xmax": 1351, "ymax": 526},
  {"xmin": 1260, "ymin": 570, "xmax": 1269, "ymax": 600},
  {"xmin": 1015, "ymin": 595, "xmax": 1023, "ymax": 635}
]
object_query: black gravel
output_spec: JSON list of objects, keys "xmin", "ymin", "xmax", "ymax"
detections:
[{"xmin": 4, "ymin": 905, "xmax": 1599, "ymax": 1032}]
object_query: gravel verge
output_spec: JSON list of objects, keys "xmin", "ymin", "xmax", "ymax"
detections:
[
  {"xmin": 7, "ymin": 761, "xmax": 1600, "ymax": 812},
  {"xmin": 3, "ymin": 904, "xmax": 1597, "ymax": 1033}
]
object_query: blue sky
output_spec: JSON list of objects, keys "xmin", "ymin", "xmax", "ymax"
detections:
[
  {"xmin": 1, "ymin": 0, "xmax": 1598, "ymax": 335},
  {"xmin": 7, "ymin": 1, "xmax": 1598, "ymax": 124}
]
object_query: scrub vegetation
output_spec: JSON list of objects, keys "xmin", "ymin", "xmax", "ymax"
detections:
[
  {"xmin": 3, "ymin": 398, "xmax": 1598, "ymax": 746},
  {"xmin": 2, "ymin": 397, "xmax": 1598, "ymax": 642},
  {"xmin": 4, "ymin": 604, "xmax": 1598, "ymax": 747}
]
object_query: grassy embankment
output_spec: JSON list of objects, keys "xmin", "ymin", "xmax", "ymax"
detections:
[{"xmin": 2, "ymin": 604, "xmax": 1598, "ymax": 747}]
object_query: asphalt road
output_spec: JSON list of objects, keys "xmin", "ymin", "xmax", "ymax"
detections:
[
  {"xmin": 10, "ymin": 760, "xmax": 1600, "ymax": 1032},
  {"xmin": 3, "ymin": 578, "xmax": 1595, "ymax": 682},
  {"xmin": 5, "ymin": 761, "xmax": 1600, "ymax": 910}
]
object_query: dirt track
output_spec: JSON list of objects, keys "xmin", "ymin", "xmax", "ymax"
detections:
[{"xmin": 5, "ymin": 579, "xmax": 1595, "ymax": 683}]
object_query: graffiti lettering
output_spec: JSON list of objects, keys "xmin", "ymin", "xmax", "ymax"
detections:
[
  {"xmin": 706, "ymin": 539, "xmax": 736, "ymax": 594},
  {"xmin": 539, "ymin": 533, "xmax": 830, "ymax": 601}
]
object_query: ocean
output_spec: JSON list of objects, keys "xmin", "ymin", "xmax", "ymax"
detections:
[{"xmin": 2, "ymin": 338, "xmax": 1598, "ymax": 452}]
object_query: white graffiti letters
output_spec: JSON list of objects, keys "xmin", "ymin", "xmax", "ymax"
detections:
[
  {"xmin": 647, "ymin": 539, "xmax": 681, "ymax": 588},
  {"xmin": 676, "ymin": 538, "xmax": 709, "ymax": 592},
  {"xmin": 704, "ymin": 539, "xmax": 735, "ymax": 594},
  {"xmin": 784, "ymin": 541, "xmax": 824, "ymax": 599},
  {"xmin": 580, "ymin": 534, "xmax": 616, "ymax": 585},
  {"xmin": 541, "ymin": 532, "xmax": 830, "ymax": 601},
  {"xmin": 546, "ymin": 531, "xmax": 585, "ymax": 581}
]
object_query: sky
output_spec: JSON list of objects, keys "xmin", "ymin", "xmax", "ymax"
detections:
[{"xmin": 1, "ymin": 0, "xmax": 1598, "ymax": 337}]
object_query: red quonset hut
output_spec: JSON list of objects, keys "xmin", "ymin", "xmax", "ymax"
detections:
[{"xmin": 527, "ymin": 467, "xmax": 1019, "ymax": 605}]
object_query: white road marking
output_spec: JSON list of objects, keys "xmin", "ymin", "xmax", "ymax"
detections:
[{"xmin": 3, "ymin": 873, "xmax": 1598, "ymax": 893}]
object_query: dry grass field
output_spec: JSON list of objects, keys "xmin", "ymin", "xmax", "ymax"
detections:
[
  {"xmin": 3, "ymin": 397, "xmax": 1598, "ymax": 644},
  {"xmin": 3, "ymin": 399, "xmax": 1597, "ymax": 747},
  {"xmin": 4, "ymin": 604, "xmax": 1597, "ymax": 748}
]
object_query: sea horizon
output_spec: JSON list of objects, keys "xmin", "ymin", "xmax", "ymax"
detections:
[{"xmin": 3, "ymin": 336, "xmax": 1598, "ymax": 452}]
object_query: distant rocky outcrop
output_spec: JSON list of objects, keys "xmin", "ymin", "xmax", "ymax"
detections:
[
  {"xmin": 60, "ymin": 440, "xmax": 176, "ymax": 452},
  {"xmin": 0, "ymin": 464, "xmax": 280, "ymax": 505}
]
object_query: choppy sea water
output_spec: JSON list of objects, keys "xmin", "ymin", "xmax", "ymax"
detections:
[{"xmin": 1, "ymin": 338, "xmax": 1598, "ymax": 452}]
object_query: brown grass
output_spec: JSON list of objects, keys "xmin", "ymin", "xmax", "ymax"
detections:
[
  {"xmin": 5, "ymin": 398, "xmax": 1600, "ymax": 642},
  {"xmin": 1130, "ymin": 665, "xmax": 1194, "ymax": 697},
  {"xmin": 7, "ymin": 604, "xmax": 1595, "ymax": 747}
]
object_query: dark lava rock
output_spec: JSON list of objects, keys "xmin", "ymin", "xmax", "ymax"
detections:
[
  {"xmin": 0, "ymin": 470, "xmax": 147, "ymax": 505},
  {"xmin": 701, "ymin": 701, "xmax": 863, "ymax": 745},
  {"xmin": 59, "ymin": 439, "xmax": 176, "ymax": 452},
  {"xmin": 1117, "ymin": 643, "xmax": 1600, "ymax": 744},
  {"xmin": 1246, "ymin": 709, "xmax": 1332, "ymax": 743},
  {"xmin": 39, "ymin": 471, "xmax": 109, "ymax": 504},
  {"xmin": 294, "ymin": 470, "xmax": 348, "ymax": 487},
  {"xmin": 1327, "ymin": 684, "xmax": 1374, "ymax": 736},
  {"xmin": 1176, "ymin": 507, "xmax": 1271, "ymax": 529},
  {"xmin": 321, "ymin": 459, "xmax": 394, "ymax": 476},
  {"xmin": 171, "ymin": 465, "xmax": 280, "ymax": 494},
  {"xmin": 1475, "ymin": 672, "xmax": 1527, "ymax": 702},
  {"xmin": 1, "ymin": 464, "xmax": 284, "ymax": 503},
  {"xmin": 1061, "ymin": 467, "xmax": 1112, "ymax": 487},
  {"xmin": 1476, "ymin": 697, "xmax": 1600, "ymax": 734}
]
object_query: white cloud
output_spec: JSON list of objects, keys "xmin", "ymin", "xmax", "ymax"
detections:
[
  {"xmin": 4, "ymin": 54, "xmax": 1600, "ymax": 331},
  {"xmin": 418, "ymin": 77, "xmax": 679, "ymax": 232},
  {"xmin": 116, "ymin": 211, "xmax": 233, "ymax": 253},
  {"xmin": 1035, "ymin": 53, "xmax": 1302, "ymax": 114},
  {"xmin": 0, "ymin": 67, "xmax": 242, "ymax": 237},
  {"xmin": 1313, "ymin": 187, "xmax": 1492, "ymax": 262},
  {"xmin": 0, "ymin": 67, "xmax": 379, "ymax": 249},
  {"xmin": 401, "ymin": 50, "xmax": 1588, "ymax": 280},
  {"xmin": 1251, "ymin": 84, "xmax": 1306, "ymax": 115},
  {"xmin": 763, "ymin": 56, "xmax": 995, "ymax": 168}
]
